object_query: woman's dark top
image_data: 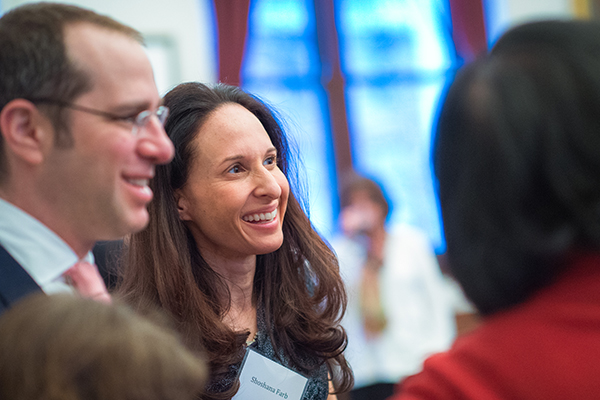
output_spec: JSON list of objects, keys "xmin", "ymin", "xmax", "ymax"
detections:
[{"xmin": 207, "ymin": 307, "xmax": 329, "ymax": 400}]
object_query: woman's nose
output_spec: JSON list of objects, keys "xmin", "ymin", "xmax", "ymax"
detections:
[{"xmin": 253, "ymin": 167, "xmax": 282, "ymax": 199}]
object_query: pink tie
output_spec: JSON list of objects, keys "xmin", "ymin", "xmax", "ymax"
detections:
[{"xmin": 63, "ymin": 261, "xmax": 112, "ymax": 304}]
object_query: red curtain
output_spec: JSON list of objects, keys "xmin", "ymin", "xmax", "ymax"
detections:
[
  {"xmin": 448, "ymin": 0, "xmax": 488, "ymax": 62},
  {"xmin": 213, "ymin": 0, "xmax": 251, "ymax": 86}
]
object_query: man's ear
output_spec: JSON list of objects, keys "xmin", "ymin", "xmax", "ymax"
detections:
[
  {"xmin": 0, "ymin": 99, "xmax": 53, "ymax": 165},
  {"xmin": 174, "ymin": 189, "xmax": 192, "ymax": 221}
]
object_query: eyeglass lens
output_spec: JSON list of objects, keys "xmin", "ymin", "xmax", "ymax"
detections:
[{"xmin": 132, "ymin": 106, "xmax": 169, "ymax": 136}]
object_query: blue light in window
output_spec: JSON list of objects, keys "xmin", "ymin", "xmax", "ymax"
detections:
[
  {"xmin": 244, "ymin": 0, "xmax": 320, "ymax": 80},
  {"xmin": 337, "ymin": 0, "xmax": 455, "ymax": 251},
  {"xmin": 251, "ymin": 0, "xmax": 310, "ymax": 36}
]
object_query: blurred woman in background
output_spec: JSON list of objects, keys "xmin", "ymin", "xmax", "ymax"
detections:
[
  {"xmin": 390, "ymin": 20, "xmax": 600, "ymax": 400},
  {"xmin": 333, "ymin": 176, "xmax": 455, "ymax": 400}
]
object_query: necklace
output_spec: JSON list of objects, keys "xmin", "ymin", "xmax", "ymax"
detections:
[{"xmin": 246, "ymin": 332, "xmax": 258, "ymax": 346}]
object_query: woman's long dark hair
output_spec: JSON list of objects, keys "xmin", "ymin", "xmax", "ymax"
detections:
[
  {"xmin": 118, "ymin": 82, "xmax": 353, "ymax": 398},
  {"xmin": 435, "ymin": 20, "xmax": 600, "ymax": 315}
]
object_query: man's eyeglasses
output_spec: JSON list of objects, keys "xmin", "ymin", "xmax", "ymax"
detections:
[{"xmin": 28, "ymin": 98, "xmax": 169, "ymax": 136}]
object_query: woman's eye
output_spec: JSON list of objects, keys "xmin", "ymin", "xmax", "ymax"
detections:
[
  {"xmin": 228, "ymin": 165, "xmax": 242, "ymax": 174},
  {"xmin": 264, "ymin": 156, "xmax": 276, "ymax": 166}
]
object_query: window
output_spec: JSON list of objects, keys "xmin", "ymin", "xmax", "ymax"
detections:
[
  {"xmin": 243, "ymin": 0, "xmax": 457, "ymax": 250},
  {"xmin": 338, "ymin": 0, "xmax": 455, "ymax": 250}
]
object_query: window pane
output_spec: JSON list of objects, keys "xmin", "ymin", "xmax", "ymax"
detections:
[
  {"xmin": 337, "ymin": 0, "xmax": 454, "ymax": 75},
  {"xmin": 346, "ymin": 79, "xmax": 446, "ymax": 249},
  {"xmin": 244, "ymin": 0, "xmax": 320, "ymax": 80},
  {"xmin": 338, "ymin": 0, "xmax": 455, "ymax": 251}
]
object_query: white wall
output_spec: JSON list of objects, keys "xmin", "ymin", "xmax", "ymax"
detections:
[
  {"xmin": 2, "ymin": 0, "xmax": 218, "ymax": 95},
  {"xmin": 484, "ymin": 0, "xmax": 575, "ymax": 45},
  {"xmin": 2, "ymin": 0, "xmax": 579, "ymax": 90}
]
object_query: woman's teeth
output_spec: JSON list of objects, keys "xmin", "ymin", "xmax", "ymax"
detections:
[{"xmin": 243, "ymin": 209, "xmax": 277, "ymax": 222}]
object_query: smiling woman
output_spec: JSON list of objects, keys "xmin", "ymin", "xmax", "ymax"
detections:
[
  {"xmin": 174, "ymin": 102, "xmax": 290, "ymax": 261},
  {"xmin": 117, "ymin": 82, "xmax": 353, "ymax": 400}
]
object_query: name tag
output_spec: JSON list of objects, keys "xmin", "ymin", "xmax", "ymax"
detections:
[{"xmin": 232, "ymin": 348, "xmax": 308, "ymax": 400}]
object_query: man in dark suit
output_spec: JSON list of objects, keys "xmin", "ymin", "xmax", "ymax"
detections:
[{"xmin": 0, "ymin": 3, "xmax": 174, "ymax": 313}]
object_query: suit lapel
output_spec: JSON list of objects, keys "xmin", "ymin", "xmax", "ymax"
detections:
[{"xmin": 0, "ymin": 245, "xmax": 42, "ymax": 312}]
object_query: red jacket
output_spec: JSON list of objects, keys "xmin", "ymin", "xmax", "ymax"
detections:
[{"xmin": 389, "ymin": 253, "xmax": 600, "ymax": 400}]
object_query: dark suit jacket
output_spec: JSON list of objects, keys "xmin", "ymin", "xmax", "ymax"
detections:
[
  {"xmin": 0, "ymin": 245, "xmax": 42, "ymax": 315},
  {"xmin": 92, "ymin": 240, "xmax": 123, "ymax": 291},
  {"xmin": 0, "ymin": 240, "xmax": 122, "ymax": 315}
]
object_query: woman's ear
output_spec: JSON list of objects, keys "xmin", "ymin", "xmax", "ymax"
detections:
[{"xmin": 174, "ymin": 189, "xmax": 192, "ymax": 221}]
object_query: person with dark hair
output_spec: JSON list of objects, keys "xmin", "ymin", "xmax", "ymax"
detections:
[
  {"xmin": 0, "ymin": 293, "xmax": 207, "ymax": 400},
  {"xmin": 118, "ymin": 82, "xmax": 353, "ymax": 400},
  {"xmin": 0, "ymin": 3, "xmax": 174, "ymax": 312},
  {"xmin": 332, "ymin": 176, "xmax": 455, "ymax": 400},
  {"xmin": 389, "ymin": 19, "xmax": 600, "ymax": 400}
]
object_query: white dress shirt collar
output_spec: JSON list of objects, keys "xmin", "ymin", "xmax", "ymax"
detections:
[{"xmin": 0, "ymin": 198, "xmax": 93, "ymax": 292}]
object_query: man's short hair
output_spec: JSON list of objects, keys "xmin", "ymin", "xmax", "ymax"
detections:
[{"xmin": 0, "ymin": 3, "xmax": 143, "ymax": 179}]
